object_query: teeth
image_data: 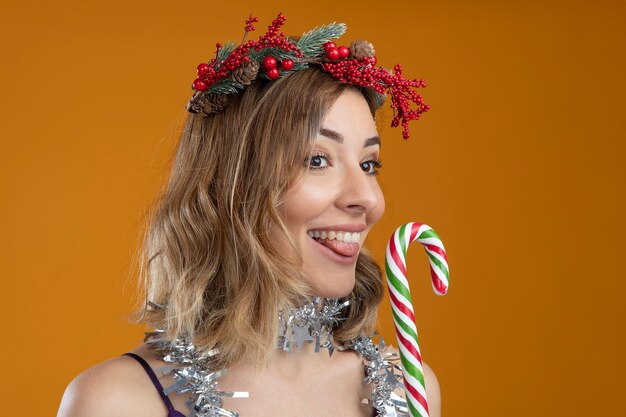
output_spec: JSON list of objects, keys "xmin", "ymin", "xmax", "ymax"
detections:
[{"xmin": 307, "ymin": 230, "xmax": 361, "ymax": 243}]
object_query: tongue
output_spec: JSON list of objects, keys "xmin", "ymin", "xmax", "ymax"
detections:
[{"xmin": 319, "ymin": 239, "xmax": 360, "ymax": 257}]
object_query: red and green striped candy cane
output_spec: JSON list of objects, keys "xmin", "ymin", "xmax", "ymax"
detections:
[{"xmin": 385, "ymin": 222, "xmax": 449, "ymax": 417}]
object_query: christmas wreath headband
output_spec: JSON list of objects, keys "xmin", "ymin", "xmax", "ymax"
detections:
[{"xmin": 186, "ymin": 13, "xmax": 429, "ymax": 139}]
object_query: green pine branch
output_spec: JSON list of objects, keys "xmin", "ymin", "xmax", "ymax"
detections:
[
  {"xmin": 208, "ymin": 77, "xmax": 244, "ymax": 95},
  {"xmin": 249, "ymin": 47, "xmax": 297, "ymax": 62},
  {"xmin": 291, "ymin": 61, "xmax": 309, "ymax": 71},
  {"xmin": 215, "ymin": 41, "xmax": 237, "ymax": 69},
  {"xmin": 297, "ymin": 23, "xmax": 346, "ymax": 57}
]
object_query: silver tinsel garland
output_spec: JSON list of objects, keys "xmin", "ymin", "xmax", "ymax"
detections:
[
  {"xmin": 347, "ymin": 335, "xmax": 409, "ymax": 416},
  {"xmin": 146, "ymin": 297, "xmax": 408, "ymax": 417},
  {"xmin": 277, "ymin": 297, "xmax": 350, "ymax": 355}
]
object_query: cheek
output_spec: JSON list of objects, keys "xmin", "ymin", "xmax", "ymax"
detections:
[
  {"xmin": 283, "ymin": 179, "xmax": 335, "ymax": 225},
  {"xmin": 369, "ymin": 185, "xmax": 386, "ymax": 225}
]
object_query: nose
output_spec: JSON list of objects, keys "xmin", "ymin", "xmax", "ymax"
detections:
[{"xmin": 335, "ymin": 163, "xmax": 381, "ymax": 214}]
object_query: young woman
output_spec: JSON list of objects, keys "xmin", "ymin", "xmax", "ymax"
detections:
[{"xmin": 57, "ymin": 14, "xmax": 441, "ymax": 417}]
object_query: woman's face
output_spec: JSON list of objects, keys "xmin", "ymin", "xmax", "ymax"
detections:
[{"xmin": 278, "ymin": 88, "xmax": 385, "ymax": 298}]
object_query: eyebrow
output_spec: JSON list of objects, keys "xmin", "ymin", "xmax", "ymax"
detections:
[{"xmin": 319, "ymin": 128, "xmax": 381, "ymax": 148}]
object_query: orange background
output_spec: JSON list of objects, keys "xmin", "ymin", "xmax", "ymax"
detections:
[{"xmin": 2, "ymin": 1, "xmax": 625, "ymax": 416}]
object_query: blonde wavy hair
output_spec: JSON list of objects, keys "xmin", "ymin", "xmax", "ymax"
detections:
[{"xmin": 135, "ymin": 67, "xmax": 385, "ymax": 368}]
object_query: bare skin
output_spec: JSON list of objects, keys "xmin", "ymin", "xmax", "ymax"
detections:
[
  {"xmin": 58, "ymin": 342, "xmax": 370, "ymax": 417},
  {"xmin": 57, "ymin": 342, "xmax": 440, "ymax": 417}
]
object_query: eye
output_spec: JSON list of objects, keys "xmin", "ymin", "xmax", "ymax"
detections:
[
  {"xmin": 306, "ymin": 152, "xmax": 330, "ymax": 170},
  {"xmin": 361, "ymin": 158, "xmax": 383, "ymax": 175}
]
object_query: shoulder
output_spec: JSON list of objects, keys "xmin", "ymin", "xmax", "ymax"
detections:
[
  {"xmin": 386, "ymin": 346, "xmax": 442, "ymax": 417},
  {"xmin": 421, "ymin": 360, "xmax": 441, "ymax": 417},
  {"xmin": 57, "ymin": 352, "xmax": 168, "ymax": 417}
]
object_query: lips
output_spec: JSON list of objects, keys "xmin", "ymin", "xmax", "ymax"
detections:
[{"xmin": 307, "ymin": 234, "xmax": 361, "ymax": 266}]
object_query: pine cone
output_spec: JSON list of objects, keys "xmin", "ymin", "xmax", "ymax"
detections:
[
  {"xmin": 200, "ymin": 93, "xmax": 230, "ymax": 114},
  {"xmin": 349, "ymin": 40, "xmax": 376, "ymax": 60},
  {"xmin": 186, "ymin": 92, "xmax": 230, "ymax": 116},
  {"xmin": 231, "ymin": 59, "xmax": 260, "ymax": 85}
]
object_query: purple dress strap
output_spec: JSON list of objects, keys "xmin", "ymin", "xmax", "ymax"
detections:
[{"xmin": 123, "ymin": 352, "xmax": 186, "ymax": 417}]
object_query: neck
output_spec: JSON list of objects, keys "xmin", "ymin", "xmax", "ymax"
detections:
[
  {"xmin": 276, "ymin": 297, "xmax": 351, "ymax": 356},
  {"xmin": 262, "ymin": 297, "xmax": 351, "ymax": 376}
]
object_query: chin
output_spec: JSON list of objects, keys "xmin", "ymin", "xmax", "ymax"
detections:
[{"xmin": 309, "ymin": 275, "xmax": 356, "ymax": 298}]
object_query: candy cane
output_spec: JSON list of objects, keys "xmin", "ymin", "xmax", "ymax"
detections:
[{"xmin": 385, "ymin": 222, "xmax": 449, "ymax": 417}]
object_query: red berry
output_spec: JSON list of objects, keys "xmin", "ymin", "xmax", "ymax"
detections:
[
  {"xmin": 324, "ymin": 41, "xmax": 336, "ymax": 50},
  {"xmin": 263, "ymin": 56, "xmax": 277, "ymax": 69},
  {"xmin": 337, "ymin": 46, "xmax": 349, "ymax": 59},
  {"xmin": 193, "ymin": 78, "xmax": 207, "ymax": 91},
  {"xmin": 266, "ymin": 67, "xmax": 280, "ymax": 79},
  {"xmin": 371, "ymin": 56, "xmax": 377, "ymax": 65},
  {"xmin": 326, "ymin": 48, "xmax": 340, "ymax": 61},
  {"xmin": 197, "ymin": 63, "xmax": 210, "ymax": 77},
  {"xmin": 281, "ymin": 58, "xmax": 294, "ymax": 70}
]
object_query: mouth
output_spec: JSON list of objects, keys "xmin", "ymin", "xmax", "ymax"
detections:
[{"xmin": 307, "ymin": 229, "xmax": 362, "ymax": 264}]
